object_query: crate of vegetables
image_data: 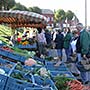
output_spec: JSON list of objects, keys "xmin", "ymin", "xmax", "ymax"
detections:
[
  {"xmin": 0, "ymin": 46, "xmax": 13, "ymax": 57},
  {"xmin": 0, "ymin": 59, "xmax": 29, "ymax": 74},
  {"xmin": 50, "ymin": 71, "xmax": 76, "ymax": 79},
  {"xmin": 0, "ymin": 58, "xmax": 15, "ymax": 69},
  {"xmin": 13, "ymin": 62, "xmax": 42, "ymax": 74},
  {"xmin": 33, "ymin": 75, "xmax": 58, "ymax": 90},
  {"xmin": 0, "ymin": 66, "xmax": 11, "ymax": 90},
  {"xmin": 0, "ymin": 48, "xmax": 23, "ymax": 62},
  {"xmin": 5, "ymin": 69, "xmax": 40, "ymax": 90}
]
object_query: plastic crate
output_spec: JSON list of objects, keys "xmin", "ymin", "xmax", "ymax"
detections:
[
  {"xmin": 5, "ymin": 77, "xmax": 35, "ymax": 90},
  {"xmin": 0, "ymin": 44, "xmax": 5, "ymax": 47},
  {"xmin": 24, "ymin": 87, "xmax": 52, "ymax": 90},
  {"xmin": 5, "ymin": 69, "xmax": 38, "ymax": 90},
  {"xmin": 0, "ymin": 65, "xmax": 12, "ymax": 75},
  {"xmin": 23, "ymin": 64, "xmax": 42, "ymax": 70},
  {"xmin": 17, "ymin": 43, "xmax": 37, "ymax": 49},
  {"xmin": 0, "ymin": 49, "xmax": 9, "ymax": 57},
  {"xmin": 16, "ymin": 44, "xmax": 24, "ymax": 48},
  {"xmin": 33, "ymin": 76, "xmax": 58, "ymax": 90},
  {"xmin": 45, "ymin": 62, "xmax": 68, "ymax": 71},
  {"xmin": 50, "ymin": 71, "xmax": 76, "ymax": 79},
  {"xmin": 8, "ymin": 52, "xmax": 21, "ymax": 60},
  {"xmin": 0, "ymin": 66, "xmax": 12, "ymax": 90},
  {"xmin": 0, "ymin": 58, "xmax": 15, "ymax": 69},
  {"xmin": 9, "ymin": 52, "xmax": 27, "ymax": 63},
  {"xmin": 45, "ymin": 61, "xmax": 65, "ymax": 67},
  {"xmin": 19, "ymin": 56, "xmax": 26, "ymax": 63},
  {"xmin": 0, "ymin": 74, "xmax": 8, "ymax": 90},
  {"xmin": 0, "ymin": 48, "xmax": 26, "ymax": 63},
  {"xmin": 33, "ymin": 56, "xmax": 45, "ymax": 64}
]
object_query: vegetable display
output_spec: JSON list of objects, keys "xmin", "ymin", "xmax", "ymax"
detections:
[
  {"xmin": 25, "ymin": 58, "xmax": 37, "ymax": 66},
  {"xmin": 54, "ymin": 75, "xmax": 73, "ymax": 90},
  {"xmin": 66, "ymin": 80, "xmax": 84, "ymax": 90},
  {"xmin": 11, "ymin": 71, "xmax": 32, "ymax": 83}
]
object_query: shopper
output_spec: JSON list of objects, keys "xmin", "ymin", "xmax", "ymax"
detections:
[
  {"xmin": 76, "ymin": 23, "xmax": 89, "ymax": 84},
  {"xmin": 54, "ymin": 29, "xmax": 64, "ymax": 66}
]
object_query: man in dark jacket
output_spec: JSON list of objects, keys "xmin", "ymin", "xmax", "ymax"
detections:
[
  {"xmin": 54, "ymin": 29, "xmax": 64, "ymax": 66},
  {"xmin": 76, "ymin": 23, "xmax": 89, "ymax": 84}
]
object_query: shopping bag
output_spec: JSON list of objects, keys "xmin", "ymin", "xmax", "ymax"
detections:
[
  {"xmin": 81, "ymin": 58, "xmax": 90, "ymax": 65},
  {"xmin": 76, "ymin": 59, "xmax": 90, "ymax": 71}
]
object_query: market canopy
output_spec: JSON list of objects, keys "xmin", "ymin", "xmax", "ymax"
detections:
[{"xmin": 0, "ymin": 10, "xmax": 48, "ymax": 28}]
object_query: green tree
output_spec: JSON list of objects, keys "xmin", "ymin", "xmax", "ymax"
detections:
[
  {"xmin": 0, "ymin": 0, "xmax": 16, "ymax": 10},
  {"xmin": 11, "ymin": 3, "xmax": 28, "ymax": 11},
  {"xmin": 66, "ymin": 10, "xmax": 74, "ymax": 20},
  {"xmin": 28, "ymin": 7, "xmax": 33, "ymax": 12},
  {"xmin": 6, "ymin": 0, "xmax": 16, "ymax": 10},
  {"xmin": 65, "ymin": 10, "xmax": 75, "ymax": 25},
  {"xmin": 55, "ymin": 9, "xmax": 66, "ymax": 28},
  {"xmin": 28, "ymin": 6, "xmax": 42, "ymax": 14},
  {"xmin": 0, "ymin": 0, "xmax": 6, "ymax": 10}
]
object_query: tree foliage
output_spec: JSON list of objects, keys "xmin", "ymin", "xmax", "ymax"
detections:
[
  {"xmin": 66, "ymin": 10, "xmax": 74, "ymax": 20},
  {"xmin": 55, "ymin": 9, "xmax": 66, "ymax": 22},
  {"xmin": 28, "ymin": 6, "xmax": 42, "ymax": 14},
  {"xmin": 0, "ymin": 0, "xmax": 16, "ymax": 10},
  {"xmin": 11, "ymin": 3, "xmax": 28, "ymax": 11}
]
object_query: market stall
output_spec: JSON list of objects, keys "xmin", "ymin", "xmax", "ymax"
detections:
[
  {"xmin": 0, "ymin": 10, "xmax": 48, "ymax": 50},
  {"xmin": 0, "ymin": 10, "xmax": 47, "ymax": 28}
]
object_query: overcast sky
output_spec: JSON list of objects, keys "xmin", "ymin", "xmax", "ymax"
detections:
[{"xmin": 15, "ymin": 0, "xmax": 90, "ymax": 26}]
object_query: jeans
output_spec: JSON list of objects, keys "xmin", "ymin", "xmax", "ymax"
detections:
[
  {"xmin": 57, "ymin": 49, "xmax": 62, "ymax": 57},
  {"xmin": 77, "ymin": 53, "xmax": 88, "ymax": 83},
  {"xmin": 65, "ymin": 48, "xmax": 72, "ymax": 61},
  {"xmin": 37, "ymin": 42, "xmax": 46, "ymax": 55},
  {"xmin": 77, "ymin": 53, "xmax": 82, "ymax": 62},
  {"xmin": 80, "ymin": 72, "xmax": 88, "ymax": 83}
]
